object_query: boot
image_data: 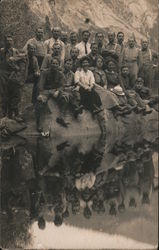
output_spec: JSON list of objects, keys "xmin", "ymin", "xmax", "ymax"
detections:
[
  {"xmin": 56, "ymin": 117, "xmax": 69, "ymax": 127},
  {"xmin": 93, "ymin": 104, "xmax": 104, "ymax": 115},
  {"xmin": 142, "ymin": 108, "xmax": 153, "ymax": 116},
  {"xmin": 73, "ymin": 105, "xmax": 83, "ymax": 118},
  {"xmin": 36, "ymin": 113, "xmax": 43, "ymax": 133}
]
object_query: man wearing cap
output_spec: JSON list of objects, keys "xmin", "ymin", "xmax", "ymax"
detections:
[
  {"xmin": 95, "ymin": 32, "xmax": 105, "ymax": 55},
  {"xmin": 65, "ymin": 32, "xmax": 78, "ymax": 58},
  {"xmin": 41, "ymin": 42, "xmax": 62, "ymax": 71},
  {"xmin": 121, "ymin": 37, "xmax": 139, "ymax": 88},
  {"xmin": 23, "ymin": 28, "xmax": 46, "ymax": 68},
  {"xmin": 138, "ymin": 39, "xmax": 157, "ymax": 89},
  {"xmin": 44, "ymin": 27, "xmax": 65, "ymax": 62},
  {"xmin": 75, "ymin": 30, "xmax": 91, "ymax": 59}
]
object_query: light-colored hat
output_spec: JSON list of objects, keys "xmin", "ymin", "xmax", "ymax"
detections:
[{"xmin": 110, "ymin": 85, "xmax": 125, "ymax": 96}]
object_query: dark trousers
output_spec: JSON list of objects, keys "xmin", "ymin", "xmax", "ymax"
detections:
[
  {"xmin": 79, "ymin": 87, "xmax": 102, "ymax": 112},
  {"xmin": 0, "ymin": 72, "xmax": 21, "ymax": 118},
  {"xmin": 37, "ymin": 56, "xmax": 44, "ymax": 69}
]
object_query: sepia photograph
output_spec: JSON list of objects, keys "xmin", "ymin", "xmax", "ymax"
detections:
[{"xmin": 0, "ymin": 0, "xmax": 158, "ymax": 249}]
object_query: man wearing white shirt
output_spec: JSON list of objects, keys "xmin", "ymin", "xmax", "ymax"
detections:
[
  {"xmin": 74, "ymin": 56, "xmax": 103, "ymax": 114},
  {"xmin": 44, "ymin": 27, "xmax": 65, "ymax": 63},
  {"xmin": 75, "ymin": 30, "xmax": 91, "ymax": 59}
]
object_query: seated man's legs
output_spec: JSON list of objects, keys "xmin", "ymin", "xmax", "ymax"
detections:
[{"xmin": 35, "ymin": 94, "xmax": 48, "ymax": 132}]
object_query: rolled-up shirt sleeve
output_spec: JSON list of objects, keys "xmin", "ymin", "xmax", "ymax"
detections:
[
  {"xmin": 89, "ymin": 71, "xmax": 95, "ymax": 87},
  {"xmin": 74, "ymin": 70, "xmax": 80, "ymax": 85}
]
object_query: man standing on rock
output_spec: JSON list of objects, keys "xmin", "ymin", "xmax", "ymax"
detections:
[{"xmin": 23, "ymin": 27, "xmax": 46, "ymax": 68}]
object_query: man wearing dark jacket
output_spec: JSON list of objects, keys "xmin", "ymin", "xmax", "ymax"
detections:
[{"xmin": 35, "ymin": 57, "xmax": 65, "ymax": 132}]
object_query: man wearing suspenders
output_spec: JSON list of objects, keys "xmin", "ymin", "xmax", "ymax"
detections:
[{"xmin": 138, "ymin": 39, "xmax": 157, "ymax": 89}]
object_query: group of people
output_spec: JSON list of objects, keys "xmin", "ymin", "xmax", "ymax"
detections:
[{"xmin": 0, "ymin": 26, "xmax": 158, "ymax": 132}]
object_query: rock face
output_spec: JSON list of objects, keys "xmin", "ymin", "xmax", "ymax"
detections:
[{"xmin": 0, "ymin": 0, "xmax": 158, "ymax": 49}]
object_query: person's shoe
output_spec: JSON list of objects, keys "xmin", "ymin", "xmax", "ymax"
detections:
[
  {"xmin": 134, "ymin": 106, "xmax": 145, "ymax": 114},
  {"xmin": 116, "ymin": 106, "xmax": 125, "ymax": 111},
  {"xmin": 92, "ymin": 104, "xmax": 104, "ymax": 115},
  {"xmin": 127, "ymin": 151, "xmax": 137, "ymax": 162},
  {"xmin": 142, "ymin": 108, "xmax": 153, "ymax": 116},
  {"xmin": 14, "ymin": 116, "xmax": 24, "ymax": 123},
  {"xmin": 56, "ymin": 117, "xmax": 69, "ymax": 127},
  {"xmin": 37, "ymin": 125, "xmax": 43, "ymax": 133},
  {"xmin": 113, "ymin": 110, "xmax": 124, "ymax": 119},
  {"xmin": 122, "ymin": 108, "xmax": 132, "ymax": 115},
  {"xmin": 74, "ymin": 105, "xmax": 83, "ymax": 117},
  {"xmin": 75, "ymin": 105, "xmax": 83, "ymax": 114}
]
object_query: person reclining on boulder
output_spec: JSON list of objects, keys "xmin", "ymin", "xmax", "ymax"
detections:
[
  {"xmin": 134, "ymin": 77, "xmax": 158, "ymax": 111},
  {"xmin": 74, "ymin": 56, "xmax": 103, "ymax": 115},
  {"xmin": 119, "ymin": 66, "xmax": 152, "ymax": 115},
  {"xmin": 63, "ymin": 58, "xmax": 83, "ymax": 117},
  {"xmin": 35, "ymin": 57, "xmax": 68, "ymax": 132},
  {"xmin": 25, "ymin": 44, "xmax": 40, "ymax": 104}
]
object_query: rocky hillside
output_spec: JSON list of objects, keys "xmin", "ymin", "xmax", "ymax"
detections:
[{"xmin": 0, "ymin": 0, "xmax": 158, "ymax": 49}]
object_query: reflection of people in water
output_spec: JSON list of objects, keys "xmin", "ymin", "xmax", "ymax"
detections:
[
  {"xmin": 138, "ymin": 149, "xmax": 154, "ymax": 205},
  {"xmin": 104, "ymin": 168, "xmax": 125, "ymax": 216}
]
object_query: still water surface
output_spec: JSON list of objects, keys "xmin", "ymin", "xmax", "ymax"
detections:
[{"xmin": 0, "ymin": 132, "xmax": 158, "ymax": 249}]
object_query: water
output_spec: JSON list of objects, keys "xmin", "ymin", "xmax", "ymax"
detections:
[{"xmin": 0, "ymin": 132, "xmax": 158, "ymax": 249}]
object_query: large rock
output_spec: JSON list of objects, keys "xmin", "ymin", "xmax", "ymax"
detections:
[{"xmin": 17, "ymin": 86, "xmax": 158, "ymax": 141}]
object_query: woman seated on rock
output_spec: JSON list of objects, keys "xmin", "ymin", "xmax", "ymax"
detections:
[
  {"xmin": 93, "ymin": 56, "xmax": 107, "ymax": 89},
  {"xmin": 74, "ymin": 56, "xmax": 103, "ymax": 115},
  {"xmin": 105, "ymin": 59, "xmax": 120, "ymax": 89}
]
